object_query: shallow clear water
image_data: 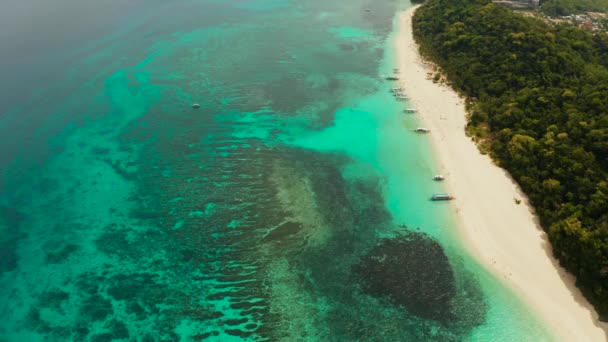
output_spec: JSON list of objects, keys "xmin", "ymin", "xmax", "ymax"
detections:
[{"xmin": 0, "ymin": 0, "xmax": 553, "ymax": 340}]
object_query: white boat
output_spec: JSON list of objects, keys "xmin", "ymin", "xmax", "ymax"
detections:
[
  {"xmin": 404, "ymin": 108, "xmax": 417, "ymax": 113},
  {"xmin": 414, "ymin": 128, "xmax": 430, "ymax": 133},
  {"xmin": 433, "ymin": 175, "xmax": 445, "ymax": 181},
  {"xmin": 192, "ymin": 103, "xmax": 201, "ymax": 108}
]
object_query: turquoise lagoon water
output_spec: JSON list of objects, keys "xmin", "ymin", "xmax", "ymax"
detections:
[{"xmin": 0, "ymin": 0, "xmax": 553, "ymax": 340}]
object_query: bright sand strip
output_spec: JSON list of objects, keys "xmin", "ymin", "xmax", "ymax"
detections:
[{"xmin": 397, "ymin": 6, "xmax": 608, "ymax": 341}]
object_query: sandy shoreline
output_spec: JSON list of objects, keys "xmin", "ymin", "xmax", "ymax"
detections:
[{"xmin": 396, "ymin": 6, "xmax": 607, "ymax": 341}]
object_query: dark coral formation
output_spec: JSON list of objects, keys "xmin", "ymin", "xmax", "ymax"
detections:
[
  {"xmin": 0, "ymin": 207, "xmax": 26, "ymax": 274},
  {"xmin": 353, "ymin": 232, "xmax": 456, "ymax": 323}
]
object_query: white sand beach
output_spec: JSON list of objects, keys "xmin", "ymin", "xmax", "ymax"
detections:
[{"xmin": 396, "ymin": 6, "xmax": 608, "ymax": 341}]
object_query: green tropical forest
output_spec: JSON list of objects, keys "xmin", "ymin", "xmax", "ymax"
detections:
[
  {"xmin": 541, "ymin": 0, "xmax": 608, "ymax": 16},
  {"xmin": 413, "ymin": 0, "xmax": 608, "ymax": 319}
]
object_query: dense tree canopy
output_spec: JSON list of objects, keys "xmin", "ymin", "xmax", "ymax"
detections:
[
  {"xmin": 413, "ymin": 0, "xmax": 608, "ymax": 319},
  {"xmin": 541, "ymin": 0, "xmax": 608, "ymax": 16}
]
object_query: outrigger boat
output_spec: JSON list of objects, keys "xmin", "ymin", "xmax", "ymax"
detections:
[
  {"xmin": 431, "ymin": 194, "xmax": 454, "ymax": 201},
  {"xmin": 414, "ymin": 128, "xmax": 430, "ymax": 133},
  {"xmin": 389, "ymin": 88, "xmax": 408, "ymax": 101},
  {"xmin": 433, "ymin": 175, "xmax": 445, "ymax": 181}
]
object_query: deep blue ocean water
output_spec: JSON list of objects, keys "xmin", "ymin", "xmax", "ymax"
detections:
[{"xmin": 0, "ymin": 0, "xmax": 553, "ymax": 340}]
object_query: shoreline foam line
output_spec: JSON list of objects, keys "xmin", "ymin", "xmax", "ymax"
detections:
[{"xmin": 395, "ymin": 5, "xmax": 608, "ymax": 341}]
